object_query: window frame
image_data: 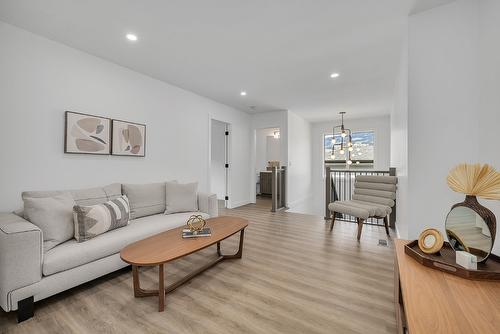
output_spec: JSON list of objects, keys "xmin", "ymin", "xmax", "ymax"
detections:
[{"xmin": 323, "ymin": 130, "xmax": 375, "ymax": 164}]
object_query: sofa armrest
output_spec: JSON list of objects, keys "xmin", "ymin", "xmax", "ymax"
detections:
[
  {"xmin": 0, "ymin": 213, "xmax": 43, "ymax": 312},
  {"xmin": 197, "ymin": 192, "xmax": 218, "ymax": 217}
]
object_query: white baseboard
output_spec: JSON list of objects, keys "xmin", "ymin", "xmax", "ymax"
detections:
[
  {"xmin": 395, "ymin": 224, "xmax": 401, "ymax": 239},
  {"xmin": 287, "ymin": 194, "xmax": 313, "ymax": 209},
  {"xmin": 229, "ymin": 199, "xmax": 252, "ymax": 209}
]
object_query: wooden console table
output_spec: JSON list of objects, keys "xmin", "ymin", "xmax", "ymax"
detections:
[{"xmin": 395, "ymin": 239, "xmax": 500, "ymax": 334}]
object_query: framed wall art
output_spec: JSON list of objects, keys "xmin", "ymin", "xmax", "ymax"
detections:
[
  {"xmin": 111, "ymin": 119, "xmax": 146, "ymax": 157},
  {"xmin": 64, "ymin": 111, "xmax": 111, "ymax": 155}
]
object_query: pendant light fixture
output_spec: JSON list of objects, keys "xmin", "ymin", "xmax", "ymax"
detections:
[{"xmin": 331, "ymin": 112, "xmax": 354, "ymax": 165}]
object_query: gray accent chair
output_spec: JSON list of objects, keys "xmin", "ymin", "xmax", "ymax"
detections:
[{"xmin": 328, "ymin": 175, "xmax": 397, "ymax": 240}]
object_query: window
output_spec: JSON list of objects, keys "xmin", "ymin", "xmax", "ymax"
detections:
[{"xmin": 324, "ymin": 131, "xmax": 374, "ymax": 164}]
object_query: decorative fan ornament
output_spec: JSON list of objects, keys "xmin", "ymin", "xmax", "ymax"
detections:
[{"xmin": 447, "ymin": 163, "xmax": 500, "ymax": 200}]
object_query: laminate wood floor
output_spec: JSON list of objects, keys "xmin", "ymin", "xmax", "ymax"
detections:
[{"xmin": 0, "ymin": 203, "xmax": 397, "ymax": 334}]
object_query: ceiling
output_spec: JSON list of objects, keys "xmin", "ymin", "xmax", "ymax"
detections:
[{"xmin": 0, "ymin": 0, "xmax": 454, "ymax": 121}]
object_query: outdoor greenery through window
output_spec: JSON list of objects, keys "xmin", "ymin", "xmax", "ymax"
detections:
[{"xmin": 324, "ymin": 131, "xmax": 374, "ymax": 164}]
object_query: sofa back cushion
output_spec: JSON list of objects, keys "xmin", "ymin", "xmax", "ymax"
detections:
[
  {"xmin": 122, "ymin": 182, "xmax": 166, "ymax": 219},
  {"xmin": 22, "ymin": 183, "xmax": 122, "ymax": 207},
  {"xmin": 73, "ymin": 195, "xmax": 130, "ymax": 242},
  {"xmin": 23, "ymin": 192, "xmax": 75, "ymax": 252},
  {"xmin": 71, "ymin": 183, "xmax": 122, "ymax": 206},
  {"xmin": 165, "ymin": 182, "xmax": 198, "ymax": 214}
]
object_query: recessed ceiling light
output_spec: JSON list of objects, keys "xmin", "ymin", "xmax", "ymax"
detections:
[
  {"xmin": 240, "ymin": 91, "xmax": 247, "ymax": 96},
  {"xmin": 330, "ymin": 73, "xmax": 340, "ymax": 78},
  {"xmin": 126, "ymin": 33, "xmax": 138, "ymax": 41}
]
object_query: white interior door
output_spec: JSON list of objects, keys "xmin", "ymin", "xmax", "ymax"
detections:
[{"xmin": 210, "ymin": 119, "xmax": 229, "ymax": 207}]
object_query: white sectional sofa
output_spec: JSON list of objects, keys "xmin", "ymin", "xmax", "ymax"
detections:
[{"xmin": 0, "ymin": 182, "xmax": 218, "ymax": 322}]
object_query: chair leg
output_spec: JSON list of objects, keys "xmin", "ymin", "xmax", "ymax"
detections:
[
  {"xmin": 383, "ymin": 216, "xmax": 390, "ymax": 236},
  {"xmin": 330, "ymin": 212, "xmax": 336, "ymax": 231},
  {"xmin": 357, "ymin": 218, "xmax": 364, "ymax": 241}
]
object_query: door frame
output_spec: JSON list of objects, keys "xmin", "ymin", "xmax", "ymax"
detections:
[
  {"xmin": 250, "ymin": 126, "xmax": 281, "ymax": 203},
  {"xmin": 208, "ymin": 117, "xmax": 232, "ymax": 208}
]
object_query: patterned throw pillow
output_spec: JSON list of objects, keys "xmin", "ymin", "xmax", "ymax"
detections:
[{"xmin": 73, "ymin": 195, "xmax": 130, "ymax": 242}]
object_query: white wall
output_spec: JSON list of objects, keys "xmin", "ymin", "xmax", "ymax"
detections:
[
  {"xmin": 255, "ymin": 127, "xmax": 280, "ymax": 173},
  {"xmin": 266, "ymin": 136, "xmax": 280, "ymax": 164},
  {"xmin": 310, "ymin": 115, "xmax": 391, "ymax": 215},
  {"xmin": 477, "ymin": 0, "xmax": 500, "ymax": 255},
  {"xmin": 390, "ymin": 20, "xmax": 409, "ymax": 238},
  {"xmin": 210, "ymin": 119, "xmax": 226, "ymax": 200},
  {"xmin": 0, "ymin": 22, "xmax": 252, "ymax": 211},
  {"xmin": 398, "ymin": 0, "xmax": 500, "ymax": 255},
  {"xmin": 287, "ymin": 111, "xmax": 312, "ymax": 208}
]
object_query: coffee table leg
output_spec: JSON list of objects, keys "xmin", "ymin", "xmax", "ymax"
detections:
[
  {"xmin": 159, "ymin": 264, "xmax": 165, "ymax": 312},
  {"xmin": 219, "ymin": 229, "xmax": 245, "ymax": 259},
  {"xmin": 235, "ymin": 229, "xmax": 245, "ymax": 259},
  {"xmin": 132, "ymin": 265, "xmax": 141, "ymax": 297}
]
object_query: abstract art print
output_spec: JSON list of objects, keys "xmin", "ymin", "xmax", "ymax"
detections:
[
  {"xmin": 65, "ymin": 111, "xmax": 111, "ymax": 155},
  {"xmin": 111, "ymin": 120, "xmax": 146, "ymax": 157}
]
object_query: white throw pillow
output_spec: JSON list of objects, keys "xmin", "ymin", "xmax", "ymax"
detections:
[
  {"xmin": 165, "ymin": 182, "xmax": 198, "ymax": 214},
  {"xmin": 23, "ymin": 192, "xmax": 76, "ymax": 252}
]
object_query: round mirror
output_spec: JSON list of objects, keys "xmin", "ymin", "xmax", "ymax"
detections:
[
  {"xmin": 445, "ymin": 205, "xmax": 493, "ymax": 262},
  {"xmin": 424, "ymin": 234, "xmax": 436, "ymax": 247}
]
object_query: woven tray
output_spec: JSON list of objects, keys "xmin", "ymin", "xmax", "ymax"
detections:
[{"xmin": 404, "ymin": 240, "xmax": 500, "ymax": 280}]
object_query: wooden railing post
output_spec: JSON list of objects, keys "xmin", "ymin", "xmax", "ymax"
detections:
[
  {"xmin": 271, "ymin": 167, "xmax": 277, "ymax": 212},
  {"xmin": 389, "ymin": 167, "xmax": 397, "ymax": 228},
  {"xmin": 280, "ymin": 167, "xmax": 287, "ymax": 209},
  {"xmin": 325, "ymin": 166, "xmax": 331, "ymax": 220}
]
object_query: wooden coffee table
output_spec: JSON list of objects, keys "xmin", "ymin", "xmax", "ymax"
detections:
[{"xmin": 120, "ymin": 216, "xmax": 248, "ymax": 312}]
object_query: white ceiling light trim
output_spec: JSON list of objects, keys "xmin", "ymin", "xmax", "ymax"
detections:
[{"xmin": 126, "ymin": 33, "xmax": 138, "ymax": 41}]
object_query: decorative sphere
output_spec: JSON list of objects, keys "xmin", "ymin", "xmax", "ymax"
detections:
[{"xmin": 187, "ymin": 215, "xmax": 206, "ymax": 232}]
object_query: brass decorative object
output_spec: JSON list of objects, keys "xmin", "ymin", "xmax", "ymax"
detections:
[
  {"xmin": 418, "ymin": 228, "xmax": 444, "ymax": 254},
  {"xmin": 186, "ymin": 215, "xmax": 206, "ymax": 234},
  {"xmin": 445, "ymin": 163, "xmax": 500, "ymax": 262}
]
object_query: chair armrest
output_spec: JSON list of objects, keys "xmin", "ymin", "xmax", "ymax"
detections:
[
  {"xmin": 0, "ymin": 213, "xmax": 43, "ymax": 312},
  {"xmin": 197, "ymin": 192, "xmax": 219, "ymax": 217}
]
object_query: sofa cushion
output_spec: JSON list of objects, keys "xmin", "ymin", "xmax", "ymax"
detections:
[
  {"xmin": 43, "ymin": 212, "xmax": 209, "ymax": 276},
  {"xmin": 23, "ymin": 192, "xmax": 75, "ymax": 252},
  {"xmin": 73, "ymin": 195, "xmax": 131, "ymax": 242},
  {"xmin": 122, "ymin": 182, "xmax": 166, "ymax": 219},
  {"xmin": 71, "ymin": 183, "xmax": 122, "ymax": 206},
  {"xmin": 165, "ymin": 182, "xmax": 198, "ymax": 214},
  {"xmin": 22, "ymin": 183, "xmax": 122, "ymax": 207}
]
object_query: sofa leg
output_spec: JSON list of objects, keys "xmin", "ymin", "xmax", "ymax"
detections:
[
  {"xmin": 17, "ymin": 296, "xmax": 34, "ymax": 323},
  {"xmin": 329, "ymin": 212, "xmax": 336, "ymax": 231},
  {"xmin": 357, "ymin": 218, "xmax": 364, "ymax": 241},
  {"xmin": 383, "ymin": 216, "xmax": 390, "ymax": 236}
]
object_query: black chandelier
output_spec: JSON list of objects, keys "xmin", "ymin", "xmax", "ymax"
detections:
[{"xmin": 331, "ymin": 112, "xmax": 355, "ymax": 165}]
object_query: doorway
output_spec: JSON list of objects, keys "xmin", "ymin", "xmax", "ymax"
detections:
[
  {"xmin": 254, "ymin": 127, "xmax": 281, "ymax": 207},
  {"xmin": 210, "ymin": 119, "xmax": 229, "ymax": 209}
]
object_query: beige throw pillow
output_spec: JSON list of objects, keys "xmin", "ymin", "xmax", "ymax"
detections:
[
  {"xmin": 122, "ymin": 182, "xmax": 166, "ymax": 219},
  {"xmin": 23, "ymin": 192, "xmax": 76, "ymax": 252},
  {"xmin": 165, "ymin": 182, "xmax": 198, "ymax": 214}
]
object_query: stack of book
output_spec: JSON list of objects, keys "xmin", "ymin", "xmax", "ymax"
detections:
[{"xmin": 182, "ymin": 228, "xmax": 212, "ymax": 238}]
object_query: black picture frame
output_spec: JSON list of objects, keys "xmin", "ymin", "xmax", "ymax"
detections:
[
  {"xmin": 64, "ymin": 111, "xmax": 112, "ymax": 155},
  {"xmin": 111, "ymin": 119, "xmax": 146, "ymax": 157}
]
